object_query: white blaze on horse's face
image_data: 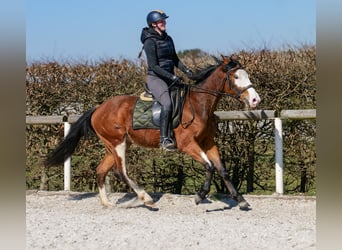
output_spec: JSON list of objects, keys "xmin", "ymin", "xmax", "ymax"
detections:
[{"xmin": 234, "ymin": 69, "xmax": 261, "ymax": 108}]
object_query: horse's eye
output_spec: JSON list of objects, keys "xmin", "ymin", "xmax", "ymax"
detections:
[{"xmin": 234, "ymin": 75, "xmax": 239, "ymax": 79}]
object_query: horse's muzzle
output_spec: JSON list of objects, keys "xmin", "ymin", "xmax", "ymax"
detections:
[{"xmin": 243, "ymin": 94, "xmax": 261, "ymax": 109}]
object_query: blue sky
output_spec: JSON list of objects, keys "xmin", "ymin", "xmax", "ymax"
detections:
[{"xmin": 26, "ymin": 0, "xmax": 316, "ymax": 63}]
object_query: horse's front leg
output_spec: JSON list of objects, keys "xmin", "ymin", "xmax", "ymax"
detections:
[
  {"xmin": 206, "ymin": 145, "xmax": 250, "ymax": 210},
  {"xmin": 179, "ymin": 142, "xmax": 216, "ymax": 204},
  {"xmin": 194, "ymin": 160, "xmax": 215, "ymax": 204}
]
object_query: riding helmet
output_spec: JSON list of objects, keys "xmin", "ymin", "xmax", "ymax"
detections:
[{"xmin": 146, "ymin": 10, "xmax": 169, "ymax": 26}]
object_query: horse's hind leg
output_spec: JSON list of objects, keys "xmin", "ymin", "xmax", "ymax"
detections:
[
  {"xmin": 96, "ymin": 153, "xmax": 115, "ymax": 207},
  {"xmin": 113, "ymin": 138, "xmax": 155, "ymax": 207}
]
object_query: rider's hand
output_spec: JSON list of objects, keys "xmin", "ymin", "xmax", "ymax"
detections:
[
  {"xmin": 185, "ymin": 69, "xmax": 194, "ymax": 79},
  {"xmin": 172, "ymin": 75, "xmax": 183, "ymax": 84}
]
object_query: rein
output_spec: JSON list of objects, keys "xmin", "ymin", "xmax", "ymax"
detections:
[{"xmin": 180, "ymin": 69, "xmax": 255, "ymax": 128}]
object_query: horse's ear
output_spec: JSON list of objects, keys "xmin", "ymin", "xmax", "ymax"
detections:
[
  {"xmin": 230, "ymin": 54, "xmax": 239, "ymax": 61},
  {"xmin": 221, "ymin": 55, "xmax": 230, "ymax": 64}
]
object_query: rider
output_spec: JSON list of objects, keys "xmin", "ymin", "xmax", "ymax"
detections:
[{"xmin": 140, "ymin": 10, "xmax": 193, "ymax": 151}]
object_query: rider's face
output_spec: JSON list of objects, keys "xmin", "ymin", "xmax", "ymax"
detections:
[{"xmin": 153, "ymin": 19, "xmax": 166, "ymax": 32}]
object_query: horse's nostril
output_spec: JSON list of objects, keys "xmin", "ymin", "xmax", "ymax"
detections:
[{"xmin": 252, "ymin": 97, "xmax": 260, "ymax": 106}]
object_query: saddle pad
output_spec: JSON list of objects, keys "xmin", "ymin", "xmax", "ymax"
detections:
[
  {"xmin": 132, "ymin": 84, "xmax": 188, "ymax": 130},
  {"xmin": 132, "ymin": 99, "xmax": 159, "ymax": 129}
]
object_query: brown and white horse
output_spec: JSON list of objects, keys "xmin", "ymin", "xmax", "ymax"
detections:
[{"xmin": 45, "ymin": 55, "xmax": 261, "ymax": 210}]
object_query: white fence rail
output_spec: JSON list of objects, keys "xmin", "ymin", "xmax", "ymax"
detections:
[{"xmin": 26, "ymin": 109, "xmax": 316, "ymax": 193}]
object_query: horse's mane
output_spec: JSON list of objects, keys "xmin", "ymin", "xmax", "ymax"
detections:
[
  {"xmin": 190, "ymin": 56, "xmax": 241, "ymax": 85},
  {"xmin": 192, "ymin": 65, "xmax": 219, "ymax": 85},
  {"xmin": 191, "ymin": 56, "xmax": 224, "ymax": 85}
]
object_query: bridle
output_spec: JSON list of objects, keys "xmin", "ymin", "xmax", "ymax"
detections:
[
  {"xmin": 223, "ymin": 72, "xmax": 255, "ymax": 100},
  {"xmin": 180, "ymin": 62, "xmax": 255, "ymax": 128},
  {"xmin": 189, "ymin": 64, "xmax": 255, "ymax": 101}
]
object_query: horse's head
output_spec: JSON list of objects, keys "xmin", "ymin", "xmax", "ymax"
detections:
[{"xmin": 220, "ymin": 55, "xmax": 261, "ymax": 108}]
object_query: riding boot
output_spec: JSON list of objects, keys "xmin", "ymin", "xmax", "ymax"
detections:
[{"xmin": 160, "ymin": 106, "xmax": 177, "ymax": 151}]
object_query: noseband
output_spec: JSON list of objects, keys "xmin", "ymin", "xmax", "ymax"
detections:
[{"xmin": 223, "ymin": 72, "xmax": 255, "ymax": 100}]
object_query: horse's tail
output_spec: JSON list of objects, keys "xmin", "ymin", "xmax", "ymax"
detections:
[{"xmin": 44, "ymin": 107, "xmax": 97, "ymax": 166}]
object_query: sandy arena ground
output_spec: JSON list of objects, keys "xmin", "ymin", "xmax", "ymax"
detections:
[{"xmin": 26, "ymin": 191, "xmax": 316, "ymax": 250}]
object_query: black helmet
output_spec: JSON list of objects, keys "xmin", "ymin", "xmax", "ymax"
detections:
[{"xmin": 146, "ymin": 10, "xmax": 169, "ymax": 26}]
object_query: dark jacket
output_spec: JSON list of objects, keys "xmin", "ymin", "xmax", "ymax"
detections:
[{"xmin": 140, "ymin": 27, "xmax": 187, "ymax": 82}]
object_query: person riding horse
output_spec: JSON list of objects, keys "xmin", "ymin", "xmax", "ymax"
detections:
[
  {"xmin": 45, "ymin": 11, "xmax": 261, "ymax": 210},
  {"xmin": 140, "ymin": 10, "xmax": 194, "ymax": 151}
]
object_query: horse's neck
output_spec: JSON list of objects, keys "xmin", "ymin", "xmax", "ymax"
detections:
[
  {"xmin": 191, "ymin": 73, "xmax": 223, "ymax": 115},
  {"xmin": 203, "ymin": 68, "xmax": 225, "ymax": 92}
]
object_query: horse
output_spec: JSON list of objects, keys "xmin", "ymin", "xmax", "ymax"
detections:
[{"xmin": 45, "ymin": 55, "xmax": 261, "ymax": 210}]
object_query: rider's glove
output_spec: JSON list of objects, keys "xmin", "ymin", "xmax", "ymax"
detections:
[
  {"xmin": 185, "ymin": 69, "xmax": 194, "ymax": 79},
  {"xmin": 172, "ymin": 75, "xmax": 183, "ymax": 84}
]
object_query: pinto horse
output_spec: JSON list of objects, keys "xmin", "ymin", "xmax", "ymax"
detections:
[{"xmin": 45, "ymin": 55, "xmax": 261, "ymax": 210}]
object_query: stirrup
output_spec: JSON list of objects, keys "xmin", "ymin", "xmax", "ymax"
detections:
[{"xmin": 160, "ymin": 138, "xmax": 177, "ymax": 151}]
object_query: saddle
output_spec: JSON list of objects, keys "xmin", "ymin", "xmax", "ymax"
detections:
[{"xmin": 132, "ymin": 83, "xmax": 188, "ymax": 130}]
